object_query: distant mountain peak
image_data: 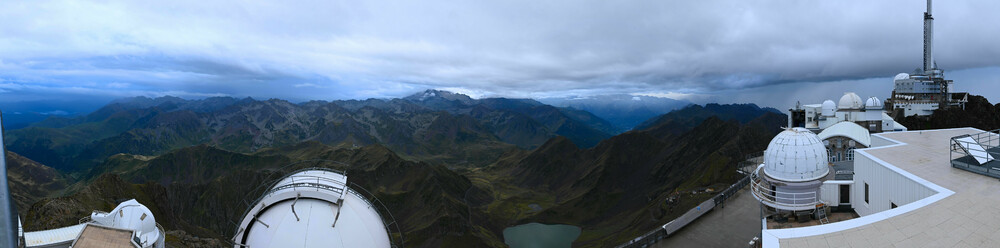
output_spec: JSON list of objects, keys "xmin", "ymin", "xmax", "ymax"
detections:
[{"xmin": 404, "ymin": 89, "xmax": 476, "ymax": 104}]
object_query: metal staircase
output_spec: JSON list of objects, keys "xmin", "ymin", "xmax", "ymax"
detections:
[{"xmin": 816, "ymin": 204, "xmax": 830, "ymax": 224}]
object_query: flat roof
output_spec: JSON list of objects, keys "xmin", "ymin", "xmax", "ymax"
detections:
[
  {"xmin": 774, "ymin": 128, "xmax": 1000, "ymax": 247},
  {"xmin": 72, "ymin": 224, "xmax": 136, "ymax": 248}
]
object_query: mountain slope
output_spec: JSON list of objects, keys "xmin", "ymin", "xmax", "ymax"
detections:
[
  {"xmin": 22, "ymin": 142, "xmax": 505, "ymax": 248},
  {"xmin": 403, "ymin": 90, "xmax": 614, "ymax": 148},
  {"xmin": 481, "ymin": 105, "xmax": 785, "ymax": 247},
  {"xmin": 5, "ymin": 151, "xmax": 69, "ymax": 218},
  {"xmin": 5, "ymin": 97, "xmax": 520, "ymax": 171}
]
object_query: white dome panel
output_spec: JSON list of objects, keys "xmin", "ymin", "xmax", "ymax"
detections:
[
  {"xmin": 763, "ymin": 128, "xmax": 829, "ymax": 182},
  {"xmin": 865, "ymin": 96, "xmax": 883, "ymax": 109},
  {"xmin": 838, "ymin": 92, "xmax": 863, "ymax": 109},
  {"xmin": 894, "ymin": 73, "xmax": 910, "ymax": 81}
]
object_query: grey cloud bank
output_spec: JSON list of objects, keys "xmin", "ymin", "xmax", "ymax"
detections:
[{"xmin": 0, "ymin": 0, "xmax": 998, "ymax": 107}]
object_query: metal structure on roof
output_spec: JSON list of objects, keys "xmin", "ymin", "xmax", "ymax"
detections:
[
  {"xmin": 817, "ymin": 121, "xmax": 872, "ymax": 148},
  {"xmin": 232, "ymin": 168, "xmax": 402, "ymax": 248},
  {"xmin": 18, "ymin": 199, "xmax": 165, "ymax": 248},
  {"xmin": 950, "ymin": 129, "xmax": 1000, "ymax": 178},
  {"xmin": 0, "ymin": 112, "xmax": 19, "ymax": 248}
]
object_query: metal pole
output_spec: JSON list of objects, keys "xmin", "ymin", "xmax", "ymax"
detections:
[{"xmin": 0, "ymin": 111, "xmax": 20, "ymax": 248}]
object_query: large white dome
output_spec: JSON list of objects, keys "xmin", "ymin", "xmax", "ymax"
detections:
[
  {"xmin": 838, "ymin": 92, "xmax": 863, "ymax": 109},
  {"xmin": 821, "ymin": 100, "xmax": 836, "ymax": 116},
  {"xmin": 763, "ymin": 128, "xmax": 829, "ymax": 182}
]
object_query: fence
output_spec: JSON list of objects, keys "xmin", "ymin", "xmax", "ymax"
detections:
[
  {"xmin": 950, "ymin": 129, "xmax": 1000, "ymax": 178},
  {"xmin": 616, "ymin": 153, "xmax": 759, "ymax": 248}
]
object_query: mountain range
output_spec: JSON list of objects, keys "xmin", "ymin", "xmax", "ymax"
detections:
[
  {"xmin": 6, "ymin": 91, "xmax": 787, "ymax": 247},
  {"xmin": 4, "ymin": 90, "xmax": 616, "ymax": 172},
  {"xmin": 539, "ymin": 94, "xmax": 691, "ymax": 133}
]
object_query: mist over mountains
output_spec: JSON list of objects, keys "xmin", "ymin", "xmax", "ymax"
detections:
[{"xmin": 539, "ymin": 94, "xmax": 691, "ymax": 133}]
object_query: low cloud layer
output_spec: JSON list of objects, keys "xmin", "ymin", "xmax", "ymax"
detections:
[{"xmin": 1, "ymin": 0, "xmax": 998, "ymax": 104}]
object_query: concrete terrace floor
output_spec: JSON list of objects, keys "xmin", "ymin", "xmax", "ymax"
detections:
[
  {"xmin": 653, "ymin": 187, "xmax": 762, "ymax": 248},
  {"xmin": 781, "ymin": 128, "xmax": 1000, "ymax": 248}
]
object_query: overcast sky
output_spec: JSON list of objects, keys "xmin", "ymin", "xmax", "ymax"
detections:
[{"xmin": 1, "ymin": 0, "xmax": 998, "ymax": 110}]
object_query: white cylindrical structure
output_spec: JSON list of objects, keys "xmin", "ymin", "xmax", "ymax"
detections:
[
  {"xmin": 923, "ymin": 0, "xmax": 934, "ymax": 72},
  {"xmin": 821, "ymin": 100, "xmax": 836, "ymax": 117},
  {"xmin": 752, "ymin": 128, "xmax": 830, "ymax": 211},
  {"xmin": 864, "ymin": 97, "xmax": 884, "ymax": 121}
]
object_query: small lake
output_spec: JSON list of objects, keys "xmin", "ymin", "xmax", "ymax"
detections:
[{"xmin": 503, "ymin": 223, "xmax": 581, "ymax": 248}]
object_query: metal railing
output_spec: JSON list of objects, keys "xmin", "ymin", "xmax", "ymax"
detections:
[
  {"xmin": 617, "ymin": 152, "xmax": 760, "ymax": 248},
  {"xmin": 260, "ymin": 172, "xmax": 348, "ymax": 200},
  {"xmin": 950, "ymin": 129, "xmax": 1000, "ymax": 178},
  {"xmin": 749, "ymin": 167, "xmax": 820, "ymax": 210},
  {"xmin": 234, "ymin": 166, "xmax": 347, "ymax": 235}
]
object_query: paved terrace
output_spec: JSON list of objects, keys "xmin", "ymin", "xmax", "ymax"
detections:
[
  {"xmin": 652, "ymin": 187, "xmax": 760, "ymax": 248},
  {"xmin": 774, "ymin": 128, "xmax": 1000, "ymax": 248}
]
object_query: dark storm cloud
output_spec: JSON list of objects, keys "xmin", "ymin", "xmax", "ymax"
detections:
[{"xmin": 0, "ymin": 0, "xmax": 998, "ymax": 101}]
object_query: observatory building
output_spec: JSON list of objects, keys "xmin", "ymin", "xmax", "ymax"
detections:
[
  {"xmin": 751, "ymin": 128, "xmax": 832, "ymax": 222},
  {"xmin": 232, "ymin": 168, "xmax": 402, "ymax": 248},
  {"xmin": 885, "ymin": 0, "xmax": 968, "ymax": 117},
  {"xmin": 789, "ymin": 92, "xmax": 906, "ymax": 133},
  {"xmin": 0, "ymin": 112, "xmax": 165, "ymax": 248},
  {"xmin": 15, "ymin": 199, "xmax": 166, "ymax": 248}
]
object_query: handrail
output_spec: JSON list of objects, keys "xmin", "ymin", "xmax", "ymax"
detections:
[
  {"xmin": 750, "ymin": 167, "xmax": 820, "ymax": 209},
  {"xmin": 950, "ymin": 130, "xmax": 1000, "ymax": 164}
]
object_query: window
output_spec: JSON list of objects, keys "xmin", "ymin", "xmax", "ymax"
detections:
[
  {"xmin": 828, "ymin": 149, "xmax": 836, "ymax": 163},
  {"xmin": 865, "ymin": 183, "xmax": 870, "ymax": 204},
  {"xmin": 847, "ymin": 148, "xmax": 855, "ymax": 161}
]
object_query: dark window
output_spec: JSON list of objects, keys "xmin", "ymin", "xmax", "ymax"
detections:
[{"xmin": 865, "ymin": 183, "xmax": 870, "ymax": 204}]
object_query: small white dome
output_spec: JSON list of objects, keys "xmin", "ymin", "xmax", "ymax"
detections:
[
  {"xmin": 821, "ymin": 100, "xmax": 836, "ymax": 116},
  {"xmin": 894, "ymin": 73, "xmax": 910, "ymax": 81},
  {"xmin": 763, "ymin": 128, "xmax": 829, "ymax": 182},
  {"xmin": 91, "ymin": 199, "xmax": 161, "ymax": 246},
  {"xmin": 864, "ymin": 96, "xmax": 883, "ymax": 110},
  {"xmin": 838, "ymin": 92, "xmax": 863, "ymax": 109}
]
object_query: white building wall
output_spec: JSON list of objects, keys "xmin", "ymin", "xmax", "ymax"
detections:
[
  {"xmin": 852, "ymin": 151, "xmax": 936, "ymax": 216},
  {"xmin": 820, "ymin": 180, "xmax": 852, "ymax": 207}
]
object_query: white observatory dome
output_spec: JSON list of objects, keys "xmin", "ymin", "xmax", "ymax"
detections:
[
  {"xmin": 838, "ymin": 92, "xmax": 863, "ymax": 109},
  {"xmin": 821, "ymin": 100, "xmax": 836, "ymax": 116},
  {"xmin": 90, "ymin": 199, "xmax": 163, "ymax": 247},
  {"xmin": 234, "ymin": 169, "xmax": 395, "ymax": 248},
  {"xmin": 865, "ymin": 96, "xmax": 883, "ymax": 110},
  {"xmin": 894, "ymin": 73, "xmax": 910, "ymax": 81},
  {"xmin": 763, "ymin": 128, "xmax": 830, "ymax": 182}
]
